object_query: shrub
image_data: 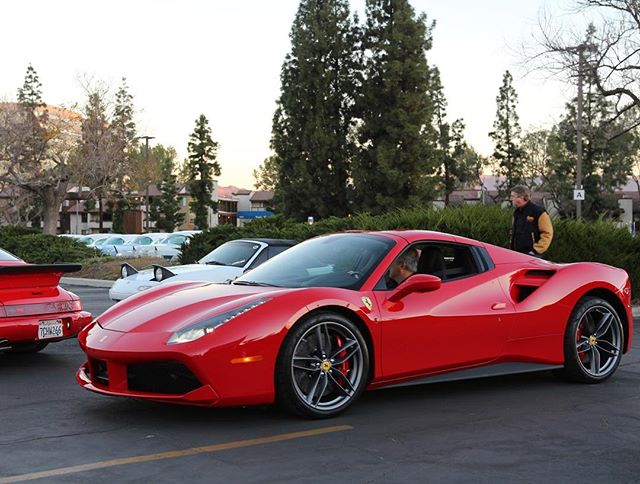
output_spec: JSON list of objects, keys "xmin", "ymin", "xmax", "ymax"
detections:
[
  {"xmin": 0, "ymin": 233, "xmax": 102, "ymax": 263},
  {"xmin": 177, "ymin": 206, "xmax": 640, "ymax": 295}
]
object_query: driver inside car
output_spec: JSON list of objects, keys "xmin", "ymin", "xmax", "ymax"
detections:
[{"xmin": 386, "ymin": 248, "xmax": 419, "ymax": 288}]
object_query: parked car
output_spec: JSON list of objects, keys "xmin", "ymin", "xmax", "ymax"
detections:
[
  {"xmin": 99, "ymin": 235, "xmax": 140, "ymax": 257},
  {"xmin": 108, "ymin": 238, "xmax": 297, "ymax": 301},
  {"xmin": 147, "ymin": 230, "xmax": 201, "ymax": 261},
  {"xmin": 78, "ymin": 234, "xmax": 118, "ymax": 248},
  {"xmin": 78, "ymin": 230, "xmax": 632, "ymax": 418},
  {"xmin": 0, "ymin": 247, "xmax": 93, "ymax": 354},
  {"xmin": 114, "ymin": 233, "xmax": 169, "ymax": 258}
]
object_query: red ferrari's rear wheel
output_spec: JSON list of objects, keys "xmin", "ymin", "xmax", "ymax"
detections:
[
  {"xmin": 558, "ymin": 297, "xmax": 623, "ymax": 383},
  {"xmin": 275, "ymin": 312, "xmax": 369, "ymax": 418}
]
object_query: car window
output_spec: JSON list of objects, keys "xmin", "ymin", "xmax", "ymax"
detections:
[
  {"xmin": 377, "ymin": 242, "xmax": 481, "ymax": 290},
  {"xmin": 134, "ymin": 236, "xmax": 152, "ymax": 245},
  {"xmin": 166, "ymin": 235, "xmax": 186, "ymax": 245},
  {"xmin": 234, "ymin": 234, "xmax": 395, "ymax": 290},
  {"xmin": 246, "ymin": 247, "xmax": 269, "ymax": 270},
  {"xmin": 105, "ymin": 237, "xmax": 125, "ymax": 245},
  {"xmin": 200, "ymin": 241, "xmax": 262, "ymax": 267}
]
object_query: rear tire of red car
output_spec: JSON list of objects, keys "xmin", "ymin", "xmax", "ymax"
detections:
[
  {"xmin": 275, "ymin": 311, "xmax": 369, "ymax": 419},
  {"xmin": 9, "ymin": 342, "xmax": 49, "ymax": 354},
  {"xmin": 557, "ymin": 297, "xmax": 623, "ymax": 383}
]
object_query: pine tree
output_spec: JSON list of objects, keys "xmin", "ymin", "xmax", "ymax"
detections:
[
  {"xmin": 17, "ymin": 64, "xmax": 45, "ymax": 109},
  {"xmin": 352, "ymin": 0, "xmax": 438, "ymax": 213},
  {"xmin": 112, "ymin": 78, "xmax": 137, "ymax": 151},
  {"xmin": 271, "ymin": 0, "xmax": 358, "ymax": 220},
  {"xmin": 150, "ymin": 146, "xmax": 184, "ymax": 232},
  {"xmin": 430, "ymin": 68, "xmax": 470, "ymax": 205},
  {"xmin": 489, "ymin": 70, "xmax": 523, "ymax": 197},
  {"xmin": 185, "ymin": 114, "xmax": 220, "ymax": 229},
  {"xmin": 16, "ymin": 64, "xmax": 48, "ymax": 165}
]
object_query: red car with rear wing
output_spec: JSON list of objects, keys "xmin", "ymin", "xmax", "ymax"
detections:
[{"xmin": 0, "ymin": 248, "xmax": 92, "ymax": 353}]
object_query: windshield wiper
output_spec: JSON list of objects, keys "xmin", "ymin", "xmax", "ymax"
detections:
[
  {"xmin": 233, "ymin": 280, "xmax": 279, "ymax": 287},
  {"xmin": 204, "ymin": 260, "xmax": 226, "ymax": 265}
]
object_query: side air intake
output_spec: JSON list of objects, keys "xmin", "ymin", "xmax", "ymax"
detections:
[{"xmin": 510, "ymin": 270, "xmax": 556, "ymax": 303}]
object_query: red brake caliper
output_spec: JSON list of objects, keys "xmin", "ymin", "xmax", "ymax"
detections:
[
  {"xmin": 577, "ymin": 322, "xmax": 586, "ymax": 362},
  {"xmin": 335, "ymin": 335, "xmax": 350, "ymax": 386}
]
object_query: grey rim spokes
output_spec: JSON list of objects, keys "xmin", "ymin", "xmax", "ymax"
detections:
[
  {"xmin": 291, "ymin": 321, "xmax": 364, "ymax": 411},
  {"xmin": 576, "ymin": 305, "xmax": 622, "ymax": 377}
]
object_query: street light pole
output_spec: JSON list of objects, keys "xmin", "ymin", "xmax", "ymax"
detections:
[
  {"xmin": 576, "ymin": 45, "xmax": 585, "ymax": 221},
  {"xmin": 138, "ymin": 135, "xmax": 155, "ymax": 231},
  {"xmin": 563, "ymin": 42, "xmax": 593, "ymax": 221}
]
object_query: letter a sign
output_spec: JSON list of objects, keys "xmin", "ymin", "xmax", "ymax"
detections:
[{"xmin": 573, "ymin": 189, "xmax": 585, "ymax": 201}]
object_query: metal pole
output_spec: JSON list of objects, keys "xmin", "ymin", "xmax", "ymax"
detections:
[
  {"xmin": 576, "ymin": 46, "xmax": 584, "ymax": 221},
  {"xmin": 138, "ymin": 135, "xmax": 155, "ymax": 232}
]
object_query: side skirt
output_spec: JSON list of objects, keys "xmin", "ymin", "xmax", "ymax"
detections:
[{"xmin": 383, "ymin": 362, "xmax": 563, "ymax": 389}]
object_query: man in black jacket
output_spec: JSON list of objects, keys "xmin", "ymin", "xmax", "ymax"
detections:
[{"xmin": 509, "ymin": 185, "xmax": 553, "ymax": 256}]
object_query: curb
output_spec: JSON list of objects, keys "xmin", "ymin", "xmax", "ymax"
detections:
[{"xmin": 61, "ymin": 277, "xmax": 115, "ymax": 288}]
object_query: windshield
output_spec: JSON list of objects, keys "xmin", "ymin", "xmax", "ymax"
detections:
[
  {"xmin": 0, "ymin": 248, "xmax": 21, "ymax": 261},
  {"xmin": 104, "ymin": 237, "xmax": 125, "ymax": 245},
  {"xmin": 200, "ymin": 241, "xmax": 263, "ymax": 267},
  {"xmin": 233, "ymin": 233, "xmax": 395, "ymax": 290}
]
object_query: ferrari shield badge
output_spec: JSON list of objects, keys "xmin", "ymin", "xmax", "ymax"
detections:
[{"xmin": 361, "ymin": 296, "xmax": 373, "ymax": 311}]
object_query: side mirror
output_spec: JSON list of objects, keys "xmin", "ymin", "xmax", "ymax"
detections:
[{"xmin": 388, "ymin": 274, "xmax": 441, "ymax": 302}]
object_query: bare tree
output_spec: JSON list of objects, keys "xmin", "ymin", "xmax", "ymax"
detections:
[
  {"xmin": 531, "ymin": 1, "xmax": 640, "ymax": 138},
  {"xmin": 0, "ymin": 102, "xmax": 81, "ymax": 233},
  {"xmin": 75, "ymin": 84, "xmax": 135, "ymax": 231}
]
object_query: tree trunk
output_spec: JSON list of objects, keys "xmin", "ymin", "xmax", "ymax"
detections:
[
  {"xmin": 99, "ymin": 196, "xmax": 104, "ymax": 231},
  {"xmin": 41, "ymin": 188, "xmax": 60, "ymax": 235}
]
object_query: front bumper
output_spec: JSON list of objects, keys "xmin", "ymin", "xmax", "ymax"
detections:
[
  {"xmin": 77, "ymin": 323, "xmax": 276, "ymax": 407},
  {"xmin": 76, "ymin": 362, "xmax": 221, "ymax": 405}
]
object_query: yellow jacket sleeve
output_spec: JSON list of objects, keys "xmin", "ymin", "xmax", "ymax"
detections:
[{"xmin": 533, "ymin": 212, "xmax": 553, "ymax": 254}]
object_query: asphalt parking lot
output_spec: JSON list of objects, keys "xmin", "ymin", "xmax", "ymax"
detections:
[{"xmin": 1, "ymin": 285, "xmax": 639, "ymax": 483}]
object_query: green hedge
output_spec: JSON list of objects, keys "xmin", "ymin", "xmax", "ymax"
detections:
[
  {"xmin": 179, "ymin": 206, "xmax": 639, "ymax": 295},
  {"xmin": 0, "ymin": 227, "xmax": 102, "ymax": 263}
]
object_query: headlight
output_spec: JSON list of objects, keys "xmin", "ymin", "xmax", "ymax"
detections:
[
  {"xmin": 166, "ymin": 298, "xmax": 270, "ymax": 345},
  {"xmin": 121, "ymin": 266, "xmax": 128, "ymax": 278}
]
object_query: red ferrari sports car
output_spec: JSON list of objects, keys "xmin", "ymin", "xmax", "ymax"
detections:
[
  {"xmin": 0, "ymin": 248, "xmax": 93, "ymax": 353},
  {"xmin": 77, "ymin": 231, "xmax": 632, "ymax": 418}
]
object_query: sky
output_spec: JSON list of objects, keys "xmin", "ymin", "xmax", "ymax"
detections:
[{"xmin": 1, "ymin": 0, "xmax": 584, "ymax": 189}]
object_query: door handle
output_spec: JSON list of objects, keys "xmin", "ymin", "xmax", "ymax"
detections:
[{"xmin": 491, "ymin": 302, "xmax": 506, "ymax": 310}]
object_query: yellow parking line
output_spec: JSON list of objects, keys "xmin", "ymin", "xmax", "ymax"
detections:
[{"xmin": 0, "ymin": 425, "xmax": 353, "ymax": 483}]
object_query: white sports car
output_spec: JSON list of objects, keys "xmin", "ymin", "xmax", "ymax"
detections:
[{"xmin": 108, "ymin": 238, "xmax": 297, "ymax": 301}]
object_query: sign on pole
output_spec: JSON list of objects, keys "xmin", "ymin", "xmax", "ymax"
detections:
[{"xmin": 573, "ymin": 189, "xmax": 585, "ymax": 201}]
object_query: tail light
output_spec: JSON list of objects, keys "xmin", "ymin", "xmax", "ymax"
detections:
[{"xmin": 1, "ymin": 300, "xmax": 82, "ymax": 317}]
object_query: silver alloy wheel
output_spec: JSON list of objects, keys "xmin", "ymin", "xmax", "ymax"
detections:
[
  {"xmin": 290, "ymin": 321, "xmax": 364, "ymax": 412},
  {"xmin": 575, "ymin": 304, "xmax": 622, "ymax": 377}
]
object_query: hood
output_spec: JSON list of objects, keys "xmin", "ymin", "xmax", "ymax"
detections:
[{"xmin": 99, "ymin": 282, "xmax": 289, "ymax": 334}]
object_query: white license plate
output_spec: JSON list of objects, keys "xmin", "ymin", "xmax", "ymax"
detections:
[{"xmin": 38, "ymin": 319, "xmax": 64, "ymax": 340}]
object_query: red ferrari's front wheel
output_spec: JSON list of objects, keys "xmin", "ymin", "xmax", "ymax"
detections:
[
  {"xmin": 558, "ymin": 297, "xmax": 623, "ymax": 383},
  {"xmin": 275, "ymin": 312, "xmax": 369, "ymax": 419}
]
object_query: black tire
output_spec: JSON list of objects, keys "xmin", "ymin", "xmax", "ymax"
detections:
[
  {"xmin": 556, "ymin": 297, "xmax": 623, "ymax": 383},
  {"xmin": 9, "ymin": 341, "xmax": 49, "ymax": 354},
  {"xmin": 275, "ymin": 312, "xmax": 369, "ymax": 419}
]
